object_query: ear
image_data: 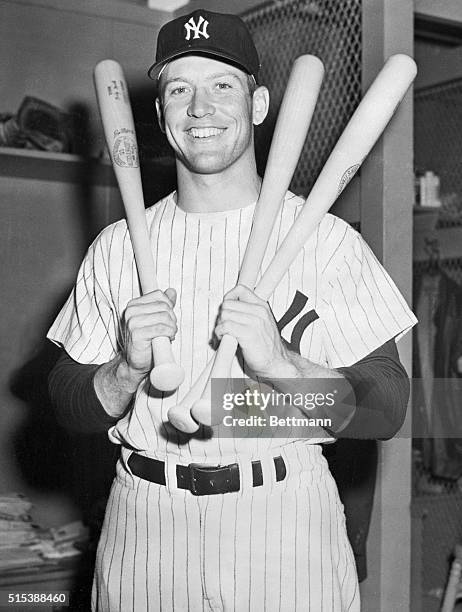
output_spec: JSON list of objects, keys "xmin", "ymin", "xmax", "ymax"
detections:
[
  {"xmin": 155, "ymin": 97, "xmax": 166, "ymax": 134},
  {"xmin": 252, "ymin": 85, "xmax": 269, "ymax": 126}
]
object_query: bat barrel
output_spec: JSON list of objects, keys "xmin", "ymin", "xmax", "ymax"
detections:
[
  {"xmin": 256, "ymin": 54, "xmax": 417, "ymax": 300},
  {"xmin": 169, "ymin": 54, "xmax": 325, "ymax": 433},
  {"xmin": 94, "ymin": 59, "xmax": 184, "ymax": 392},
  {"xmin": 167, "ymin": 358, "xmax": 214, "ymax": 433},
  {"xmin": 180, "ymin": 54, "xmax": 417, "ymax": 432}
]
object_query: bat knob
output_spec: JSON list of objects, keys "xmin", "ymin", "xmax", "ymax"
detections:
[
  {"xmin": 167, "ymin": 404, "xmax": 200, "ymax": 434},
  {"xmin": 150, "ymin": 363, "xmax": 185, "ymax": 392},
  {"xmin": 191, "ymin": 399, "xmax": 219, "ymax": 427}
]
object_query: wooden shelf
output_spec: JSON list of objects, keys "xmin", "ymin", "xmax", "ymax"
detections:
[
  {"xmin": 0, "ymin": 147, "xmax": 116, "ymax": 186},
  {"xmin": 2, "ymin": 0, "xmax": 170, "ymax": 27},
  {"xmin": 0, "ymin": 147, "xmax": 176, "ymax": 189}
]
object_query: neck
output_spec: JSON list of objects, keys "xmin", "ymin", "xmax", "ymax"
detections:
[{"xmin": 175, "ymin": 154, "xmax": 261, "ymax": 213}]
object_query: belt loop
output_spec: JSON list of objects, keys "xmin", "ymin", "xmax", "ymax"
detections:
[
  {"xmin": 164, "ymin": 457, "xmax": 178, "ymax": 495},
  {"xmin": 238, "ymin": 456, "xmax": 254, "ymax": 496},
  {"xmin": 260, "ymin": 455, "xmax": 277, "ymax": 494}
]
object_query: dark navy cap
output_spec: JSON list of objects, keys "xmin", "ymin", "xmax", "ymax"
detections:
[{"xmin": 148, "ymin": 9, "xmax": 260, "ymax": 81}]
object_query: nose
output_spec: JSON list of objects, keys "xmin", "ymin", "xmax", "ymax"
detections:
[{"xmin": 187, "ymin": 87, "xmax": 215, "ymax": 118}]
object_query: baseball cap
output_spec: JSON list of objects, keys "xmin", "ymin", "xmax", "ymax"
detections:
[{"xmin": 148, "ymin": 9, "xmax": 260, "ymax": 82}]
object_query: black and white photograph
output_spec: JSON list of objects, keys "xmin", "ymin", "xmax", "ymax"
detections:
[{"xmin": 1, "ymin": 0, "xmax": 462, "ymax": 610}]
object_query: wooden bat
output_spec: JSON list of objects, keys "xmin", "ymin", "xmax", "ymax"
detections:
[
  {"xmin": 189, "ymin": 53, "xmax": 417, "ymax": 429},
  {"xmin": 94, "ymin": 59, "xmax": 184, "ymax": 392},
  {"xmin": 167, "ymin": 54, "xmax": 325, "ymax": 433}
]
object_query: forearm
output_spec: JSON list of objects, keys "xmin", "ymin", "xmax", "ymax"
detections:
[
  {"xmin": 48, "ymin": 351, "xmax": 118, "ymax": 433},
  {"xmin": 259, "ymin": 339, "xmax": 409, "ymax": 439},
  {"xmin": 93, "ymin": 354, "xmax": 145, "ymax": 418},
  {"xmin": 48, "ymin": 350, "xmax": 144, "ymax": 433},
  {"xmin": 259, "ymin": 348, "xmax": 356, "ymax": 434}
]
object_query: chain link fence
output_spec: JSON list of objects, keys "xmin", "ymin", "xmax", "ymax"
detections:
[{"xmin": 243, "ymin": 0, "xmax": 362, "ymax": 196}]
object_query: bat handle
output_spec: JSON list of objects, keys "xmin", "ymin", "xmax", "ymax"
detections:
[
  {"xmin": 167, "ymin": 357, "xmax": 214, "ymax": 433},
  {"xmin": 190, "ymin": 334, "xmax": 238, "ymax": 425},
  {"xmin": 149, "ymin": 337, "xmax": 185, "ymax": 392}
]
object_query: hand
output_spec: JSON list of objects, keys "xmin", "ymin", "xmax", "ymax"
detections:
[
  {"xmin": 122, "ymin": 288, "xmax": 177, "ymax": 377},
  {"xmin": 214, "ymin": 284, "xmax": 290, "ymax": 378}
]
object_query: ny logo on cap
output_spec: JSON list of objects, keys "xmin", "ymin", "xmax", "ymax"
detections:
[{"xmin": 184, "ymin": 15, "xmax": 210, "ymax": 40}]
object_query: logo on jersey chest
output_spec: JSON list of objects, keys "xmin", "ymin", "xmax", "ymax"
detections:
[{"xmin": 276, "ymin": 290, "xmax": 319, "ymax": 354}]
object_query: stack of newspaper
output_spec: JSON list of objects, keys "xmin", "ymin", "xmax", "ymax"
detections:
[
  {"xmin": 0, "ymin": 494, "xmax": 89, "ymax": 573},
  {"xmin": 0, "ymin": 493, "xmax": 44, "ymax": 572}
]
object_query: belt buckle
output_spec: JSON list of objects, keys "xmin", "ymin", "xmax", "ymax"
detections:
[
  {"xmin": 188, "ymin": 463, "xmax": 239, "ymax": 496},
  {"xmin": 188, "ymin": 463, "xmax": 218, "ymax": 496}
]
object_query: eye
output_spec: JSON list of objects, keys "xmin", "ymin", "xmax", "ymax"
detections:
[
  {"xmin": 216, "ymin": 82, "xmax": 232, "ymax": 90},
  {"xmin": 169, "ymin": 85, "xmax": 189, "ymax": 96}
]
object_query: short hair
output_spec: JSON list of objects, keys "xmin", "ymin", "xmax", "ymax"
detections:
[{"xmin": 247, "ymin": 74, "xmax": 258, "ymax": 95}]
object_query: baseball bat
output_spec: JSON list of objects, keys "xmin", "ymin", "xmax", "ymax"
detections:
[
  {"xmin": 167, "ymin": 54, "xmax": 325, "ymax": 433},
  {"xmin": 94, "ymin": 59, "xmax": 185, "ymax": 392},
  {"xmin": 190, "ymin": 53, "xmax": 417, "ymax": 427}
]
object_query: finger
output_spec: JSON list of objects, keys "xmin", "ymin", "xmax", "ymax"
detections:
[
  {"xmin": 164, "ymin": 287, "xmax": 177, "ymax": 307},
  {"xmin": 223, "ymin": 284, "xmax": 266, "ymax": 305},
  {"xmin": 127, "ymin": 302, "xmax": 177, "ymax": 318},
  {"xmin": 129, "ymin": 317, "xmax": 178, "ymax": 341},
  {"xmin": 217, "ymin": 307, "xmax": 265, "ymax": 327},
  {"xmin": 125, "ymin": 299, "xmax": 178, "ymax": 322},
  {"xmin": 126, "ymin": 310, "xmax": 177, "ymax": 334},
  {"xmin": 128, "ymin": 289, "xmax": 176, "ymax": 308},
  {"xmin": 220, "ymin": 299, "xmax": 268, "ymax": 319},
  {"xmin": 215, "ymin": 320, "xmax": 252, "ymax": 341}
]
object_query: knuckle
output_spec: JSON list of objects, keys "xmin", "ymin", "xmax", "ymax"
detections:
[
  {"xmin": 158, "ymin": 311, "xmax": 171, "ymax": 323},
  {"xmin": 157, "ymin": 323, "xmax": 173, "ymax": 337},
  {"xmin": 131, "ymin": 327, "xmax": 144, "ymax": 341}
]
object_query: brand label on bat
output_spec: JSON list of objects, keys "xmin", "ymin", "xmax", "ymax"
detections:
[
  {"xmin": 337, "ymin": 163, "xmax": 360, "ymax": 196},
  {"xmin": 106, "ymin": 79, "xmax": 128, "ymax": 104},
  {"xmin": 113, "ymin": 133, "xmax": 139, "ymax": 168}
]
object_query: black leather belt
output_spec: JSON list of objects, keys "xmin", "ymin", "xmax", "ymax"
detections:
[{"xmin": 128, "ymin": 453, "xmax": 286, "ymax": 496}]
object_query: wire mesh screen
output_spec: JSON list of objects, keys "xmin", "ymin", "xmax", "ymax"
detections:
[
  {"xmin": 243, "ymin": 0, "xmax": 362, "ymax": 196},
  {"xmin": 415, "ymin": 80, "xmax": 462, "ymax": 229}
]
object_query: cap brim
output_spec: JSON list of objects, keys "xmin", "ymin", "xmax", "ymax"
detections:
[{"xmin": 148, "ymin": 48, "xmax": 253, "ymax": 82}]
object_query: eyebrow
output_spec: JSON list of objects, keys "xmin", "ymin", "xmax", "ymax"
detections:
[{"xmin": 162, "ymin": 71, "xmax": 244, "ymax": 87}]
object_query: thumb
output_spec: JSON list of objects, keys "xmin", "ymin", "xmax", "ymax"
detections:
[{"xmin": 165, "ymin": 287, "xmax": 177, "ymax": 307}]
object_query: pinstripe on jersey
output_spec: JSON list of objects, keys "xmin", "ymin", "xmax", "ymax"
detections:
[
  {"xmin": 48, "ymin": 190, "xmax": 416, "ymax": 463},
  {"xmin": 48, "ymin": 189, "xmax": 416, "ymax": 611},
  {"xmin": 92, "ymin": 442, "xmax": 359, "ymax": 612}
]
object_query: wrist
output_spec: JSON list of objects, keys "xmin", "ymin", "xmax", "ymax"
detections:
[
  {"xmin": 255, "ymin": 346, "xmax": 300, "ymax": 380},
  {"xmin": 114, "ymin": 357, "xmax": 147, "ymax": 394}
]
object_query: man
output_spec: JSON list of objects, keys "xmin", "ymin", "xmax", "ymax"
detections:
[{"xmin": 48, "ymin": 9, "xmax": 416, "ymax": 611}]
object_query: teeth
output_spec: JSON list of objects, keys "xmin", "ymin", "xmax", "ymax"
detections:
[{"xmin": 189, "ymin": 127, "xmax": 224, "ymax": 138}]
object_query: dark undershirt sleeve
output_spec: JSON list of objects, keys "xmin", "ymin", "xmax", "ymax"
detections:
[
  {"xmin": 48, "ymin": 340, "xmax": 409, "ymax": 439},
  {"xmin": 48, "ymin": 351, "xmax": 120, "ymax": 434},
  {"xmin": 336, "ymin": 338, "xmax": 410, "ymax": 440}
]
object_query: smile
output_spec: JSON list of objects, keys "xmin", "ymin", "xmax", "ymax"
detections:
[{"xmin": 186, "ymin": 127, "xmax": 226, "ymax": 139}]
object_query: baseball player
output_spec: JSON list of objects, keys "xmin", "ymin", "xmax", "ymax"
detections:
[{"xmin": 47, "ymin": 9, "xmax": 416, "ymax": 611}]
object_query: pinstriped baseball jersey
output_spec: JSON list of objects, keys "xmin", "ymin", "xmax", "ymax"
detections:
[
  {"xmin": 48, "ymin": 189, "xmax": 416, "ymax": 612},
  {"xmin": 92, "ymin": 442, "xmax": 359, "ymax": 612},
  {"xmin": 47, "ymin": 189, "xmax": 416, "ymax": 463}
]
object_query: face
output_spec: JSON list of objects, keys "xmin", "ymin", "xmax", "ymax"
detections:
[{"xmin": 156, "ymin": 55, "xmax": 268, "ymax": 175}]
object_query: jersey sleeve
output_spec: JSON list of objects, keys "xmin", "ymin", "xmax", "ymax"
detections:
[
  {"xmin": 47, "ymin": 229, "xmax": 120, "ymax": 365},
  {"xmin": 319, "ymin": 228, "xmax": 417, "ymax": 368}
]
